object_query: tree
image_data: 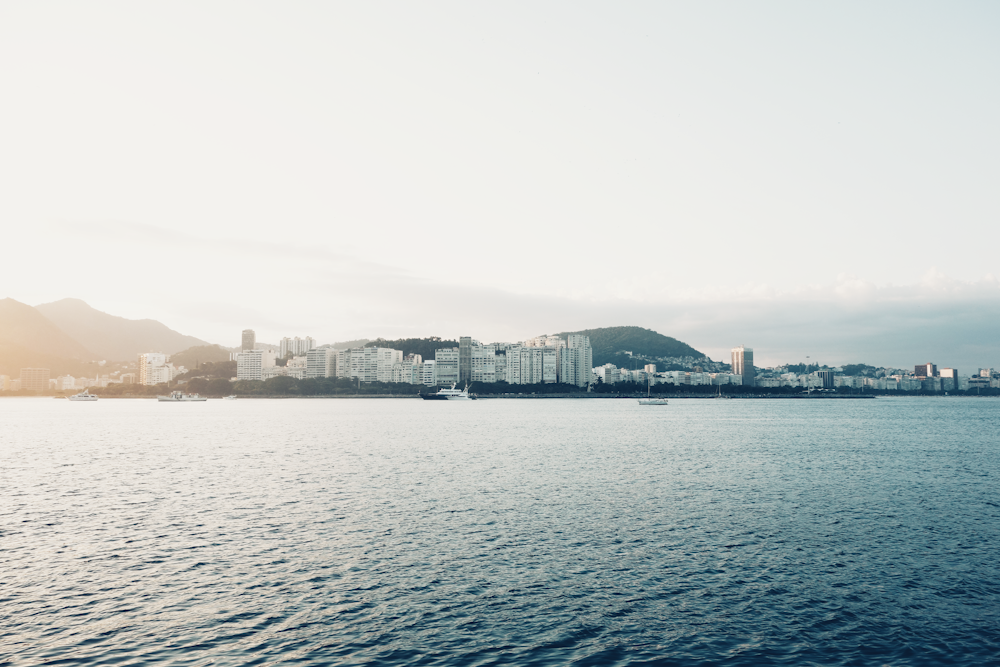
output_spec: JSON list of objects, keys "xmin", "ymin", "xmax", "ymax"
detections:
[{"xmin": 206, "ymin": 378, "xmax": 233, "ymax": 396}]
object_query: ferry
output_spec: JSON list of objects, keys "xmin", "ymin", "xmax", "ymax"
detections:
[
  {"xmin": 421, "ymin": 383, "xmax": 475, "ymax": 400},
  {"xmin": 157, "ymin": 391, "xmax": 208, "ymax": 402},
  {"xmin": 67, "ymin": 390, "xmax": 99, "ymax": 402}
]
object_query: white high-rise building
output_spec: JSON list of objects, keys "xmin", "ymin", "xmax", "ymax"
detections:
[
  {"xmin": 138, "ymin": 353, "xmax": 180, "ymax": 386},
  {"xmin": 306, "ymin": 347, "xmax": 337, "ymax": 378},
  {"xmin": 559, "ymin": 335, "xmax": 593, "ymax": 387},
  {"xmin": 506, "ymin": 346, "xmax": 558, "ymax": 384},
  {"xmin": 434, "ymin": 348, "xmax": 460, "ymax": 386},
  {"xmin": 420, "ymin": 360, "xmax": 437, "ymax": 386},
  {"xmin": 280, "ymin": 336, "xmax": 316, "ymax": 358},
  {"xmin": 237, "ymin": 349, "xmax": 277, "ymax": 380},
  {"xmin": 471, "ymin": 344, "xmax": 497, "ymax": 383},
  {"xmin": 391, "ymin": 354, "xmax": 423, "ymax": 384},
  {"xmin": 336, "ymin": 347, "xmax": 403, "ymax": 383}
]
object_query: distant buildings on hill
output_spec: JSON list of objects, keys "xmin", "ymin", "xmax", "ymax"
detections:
[
  {"xmin": 233, "ymin": 333, "xmax": 595, "ymax": 387},
  {"xmin": 227, "ymin": 329, "xmax": 999, "ymax": 393}
]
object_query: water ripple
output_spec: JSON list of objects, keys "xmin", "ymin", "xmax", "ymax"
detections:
[{"xmin": 2, "ymin": 397, "xmax": 999, "ymax": 665}]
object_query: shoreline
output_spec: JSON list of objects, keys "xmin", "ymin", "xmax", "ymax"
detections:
[{"xmin": 9, "ymin": 393, "xmax": 897, "ymax": 400}]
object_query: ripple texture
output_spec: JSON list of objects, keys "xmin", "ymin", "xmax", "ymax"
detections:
[{"xmin": 2, "ymin": 397, "xmax": 999, "ymax": 665}]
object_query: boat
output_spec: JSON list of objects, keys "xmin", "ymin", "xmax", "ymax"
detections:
[
  {"xmin": 67, "ymin": 390, "xmax": 99, "ymax": 402},
  {"xmin": 421, "ymin": 383, "xmax": 475, "ymax": 400},
  {"xmin": 157, "ymin": 391, "xmax": 208, "ymax": 402},
  {"xmin": 638, "ymin": 375, "xmax": 668, "ymax": 406},
  {"xmin": 224, "ymin": 395, "xmax": 237, "ymax": 400}
]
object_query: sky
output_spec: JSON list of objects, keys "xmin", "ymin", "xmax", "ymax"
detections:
[{"xmin": 1, "ymin": 2, "xmax": 998, "ymax": 369}]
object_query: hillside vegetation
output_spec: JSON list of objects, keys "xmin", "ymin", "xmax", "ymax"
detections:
[
  {"xmin": 364, "ymin": 337, "xmax": 459, "ymax": 360},
  {"xmin": 556, "ymin": 326, "xmax": 705, "ymax": 368}
]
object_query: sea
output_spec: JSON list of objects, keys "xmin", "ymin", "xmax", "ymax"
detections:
[{"xmin": 2, "ymin": 396, "xmax": 999, "ymax": 666}]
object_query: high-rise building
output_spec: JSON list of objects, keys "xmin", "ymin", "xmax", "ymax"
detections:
[
  {"xmin": 420, "ymin": 360, "xmax": 437, "ymax": 386},
  {"xmin": 914, "ymin": 363, "xmax": 938, "ymax": 378},
  {"xmin": 137, "ymin": 353, "xmax": 178, "ymax": 385},
  {"xmin": 335, "ymin": 347, "xmax": 404, "ymax": 383},
  {"xmin": 731, "ymin": 346, "xmax": 755, "ymax": 386},
  {"xmin": 306, "ymin": 347, "xmax": 337, "ymax": 378},
  {"xmin": 435, "ymin": 348, "xmax": 460, "ymax": 386},
  {"xmin": 19, "ymin": 368, "xmax": 50, "ymax": 393},
  {"xmin": 940, "ymin": 368, "xmax": 958, "ymax": 391},
  {"xmin": 507, "ymin": 346, "xmax": 558, "ymax": 384},
  {"xmin": 815, "ymin": 370, "xmax": 835, "ymax": 389},
  {"xmin": 559, "ymin": 335, "xmax": 593, "ymax": 387},
  {"xmin": 471, "ymin": 344, "xmax": 497, "ymax": 383},
  {"xmin": 280, "ymin": 336, "xmax": 316, "ymax": 358},
  {"xmin": 459, "ymin": 337, "xmax": 474, "ymax": 383},
  {"xmin": 236, "ymin": 349, "xmax": 276, "ymax": 380},
  {"xmin": 241, "ymin": 329, "xmax": 256, "ymax": 351}
]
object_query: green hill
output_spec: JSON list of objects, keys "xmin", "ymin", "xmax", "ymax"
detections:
[
  {"xmin": 364, "ymin": 337, "xmax": 459, "ymax": 360},
  {"xmin": 556, "ymin": 326, "xmax": 705, "ymax": 368}
]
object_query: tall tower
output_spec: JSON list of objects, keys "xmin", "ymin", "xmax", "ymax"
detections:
[
  {"xmin": 241, "ymin": 329, "xmax": 256, "ymax": 352},
  {"xmin": 731, "ymin": 346, "xmax": 755, "ymax": 387},
  {"xmin": 459, "ymin": 336, "xmax": 473, "ymax": 383}
]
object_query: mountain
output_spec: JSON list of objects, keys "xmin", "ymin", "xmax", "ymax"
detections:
[
  {"xmin": 556, "ymin": 326, "xmax": 706, "ymax": 368},
  {"xmin": 0, "ymin": 298, "xmax": 98, "ymax": 376},
  {"xmin": 35, "ymin": 299, "xmax": 208, "ymax": 361}
]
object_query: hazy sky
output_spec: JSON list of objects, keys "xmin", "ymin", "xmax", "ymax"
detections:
[{"xmin": 2, "ymin": 2, "xmax": 998, "ymax": 368}]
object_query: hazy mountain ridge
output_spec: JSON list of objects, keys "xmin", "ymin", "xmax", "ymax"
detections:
[
  {"xmin": 0, "ymin": 297, "xmax": 211, "ymax": 376},
  {"xmin": 0, "ymin": 298, "xmax": 97, "ymax": 375},
  {"xmin": 36, "ymin": 298, "xmax": 208, "ymax": 361}
]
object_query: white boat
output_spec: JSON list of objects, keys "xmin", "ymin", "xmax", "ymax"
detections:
[
  {"xmin": 421, "ymin": 383, "xmax": 475, "ymax": 400},
  {"xmin": 638, "ymin": 375, "xmax": 667, "ymax": 406},
  {"xmin": 638, "ymin": 397, "xmax": 669, "ymax": 405},
  {"xmin": 224, "ymin": 395, "xmax": 237, "ymax": 400},
  {"xmin": 67, "ymin": 390, "xmax": 98, "ymax": 402},
  {"xmin": 157, "ymin": 391, "xmax": 207, "ymax": 402}
]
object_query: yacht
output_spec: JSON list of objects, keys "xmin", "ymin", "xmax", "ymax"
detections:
[
  {"xmin": 67, "ymin": 390, "xmax": 99, "ymax": 402},
  {"xmin": 421, "ymin": 383, "xmax": 475, "ymax": 400},
  {"xmin": 224, "ymin": 395, "xmax": 237, "ymax": 400},
  {"xmin": 157, "ymin": 391, "xmax": 208, "ymax": 402},
  {"xmin": 638, "ymin": 375, "xmax": 668, "ymax": 406}
]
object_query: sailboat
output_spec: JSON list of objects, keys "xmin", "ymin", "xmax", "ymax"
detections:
[{"xmin": 638, "ymin": 373, "xmax": 668, "ymax": 406}]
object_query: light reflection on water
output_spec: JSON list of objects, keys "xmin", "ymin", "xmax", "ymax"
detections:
[{"xmin": 2, "ymin": 396, "xmax": 998, "ymax": 665}]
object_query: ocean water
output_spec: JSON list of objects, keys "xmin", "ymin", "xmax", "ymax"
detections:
[{"xmin": 2, "ymin": 396, "xmax": 999, "ymax": 666}]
